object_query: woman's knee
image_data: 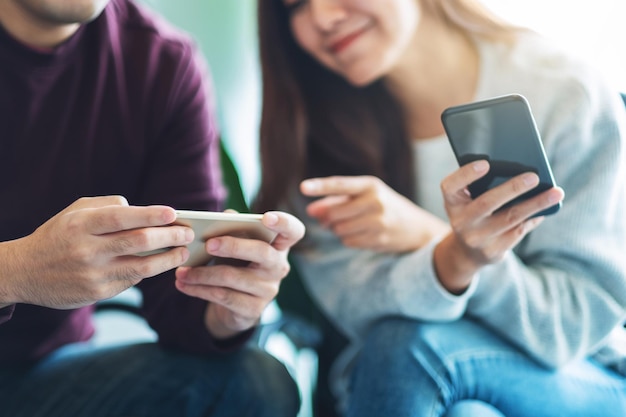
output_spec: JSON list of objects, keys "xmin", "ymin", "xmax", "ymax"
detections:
[
  {"xmin": 363, "ymin": 318, "xmax": 513, "ymax": 357},
  {"xmin": 360, "ymin": 317, "xmax": 424, "ymax": 355},
  {"xmin": 353, "ymin": 318, "xmax": 441, "ymax": 383},
  {"xmin": 444, "ymin": 400, "xmax": 506, "ymax": 417},
  {"xmin": 348, "ymin": 319, "xmax": 470, "ymax": 416},
  {"xmin": 358, "ymin": 318, "xmax": 467, "ymax": 367},
  {"xmin": 353, "ymin": 319, "xmax": 513, "ymax": 394}
]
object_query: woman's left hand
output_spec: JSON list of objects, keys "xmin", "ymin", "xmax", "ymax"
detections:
[
  {"xmin": 435, "ymin": 160, "xmax": 564, "ymax": 293},
  {"xmin": 301, "ymin": 175, "xmax": 450, "ymax": 253}
]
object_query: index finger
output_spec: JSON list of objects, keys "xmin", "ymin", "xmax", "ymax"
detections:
[
  {"xmin": 261, "ymin": 211, "xmax": 306, "ymax": 251},
  {"xmin": 441, "ymin": 160, "xmax": 490, "ymax": 204},
  {"xmin": 81, "ymin": 205, "xmax": 178, "ymax": 235},
  {"xmin": 59, "ymin": 195, "xmax": 130, "ymax": 215},
  {"xmin": 300, "ymin": 176, "xmax": 376, "ymax": 197}
]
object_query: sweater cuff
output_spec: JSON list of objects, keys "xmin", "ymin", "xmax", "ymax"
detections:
[
  {"xmin": 212, "ymin": 327, "xmax": 257, "ymax": 352},
  {"xmin": 393, "ymin": 240, "xmax": 478, "ymax": 321},
  {"xmin": 157, "ymin": 299, "xmax": 256, "ymax": 355}
]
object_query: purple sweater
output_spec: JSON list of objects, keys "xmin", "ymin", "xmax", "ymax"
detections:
[{"xmin": 0, "ymin": 0, "xmax": 246, "ymax": 362}]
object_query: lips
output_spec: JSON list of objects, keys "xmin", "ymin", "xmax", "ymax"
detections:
[{"xmin": 328, "ymin": 26, "xmax": 369, "ymax": 55}]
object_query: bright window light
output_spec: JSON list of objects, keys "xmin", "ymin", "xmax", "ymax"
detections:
[{"xmin": 482, "ymin": 0, "xmax": 626, "ymax": 92}]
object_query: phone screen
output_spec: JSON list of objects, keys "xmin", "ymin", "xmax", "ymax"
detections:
[{"xmin": 442, "ymin": 94, "xmax": 560, "ymax": 216}]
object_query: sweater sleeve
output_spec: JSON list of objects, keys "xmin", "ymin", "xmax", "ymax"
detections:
[
  {"xmin": 292, "ymin": 214, "xmax": 478, "ymax": 339},
  {"xmin": 465, "ymin": 80, "xmax": 626, "ymax": 368}
]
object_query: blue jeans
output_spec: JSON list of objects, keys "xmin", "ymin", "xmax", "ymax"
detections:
[
  {"xmin": 0, "ymin": 342, "xmax": 300, "ymax": 417},
  {"xmin": 347, "ymin": 318, "xmax": 626, "ymax": 417}
]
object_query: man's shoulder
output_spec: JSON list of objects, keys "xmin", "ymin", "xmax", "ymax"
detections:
[
  {"xmin": 93, "ymin": 0, "xmax": 212, "ymax": 116},
  {"xmin": 106, "ymin": 0, "xmax": 196, "ymax": 54}
]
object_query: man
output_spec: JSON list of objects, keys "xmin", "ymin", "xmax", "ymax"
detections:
[{"xmin": 0, "ymin": 0, "xmax": 304, "ymax": 416}]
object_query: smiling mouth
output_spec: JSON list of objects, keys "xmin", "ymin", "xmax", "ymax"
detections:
[{"xmin": 328, "ymin": 26, "xmax": 369, "ymax": 55}]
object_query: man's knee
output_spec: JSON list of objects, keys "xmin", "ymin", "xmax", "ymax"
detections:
[{"xmin": 228, "ymin": 347, "xmax": 301, "ymax": 417}]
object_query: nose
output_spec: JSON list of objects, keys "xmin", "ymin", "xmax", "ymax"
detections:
[{"xmin": 309, "ymin": 0, "xmax": 348, "ymax": 32}]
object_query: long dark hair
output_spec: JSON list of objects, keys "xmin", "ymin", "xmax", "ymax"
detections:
[{"xmin": 254, "ymin": 0, "xmax": 519, "ymax": 212}]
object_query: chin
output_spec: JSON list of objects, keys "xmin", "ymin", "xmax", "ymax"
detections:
[
  {"xmin": 333, "ymin": 57, "xmax": 390, "ymax": 87},
  {"xmin": 62, "ymin": 0, "xmax": 110, "ymax": 23},
  {"xmin": 341, "ymin": 69, "xmax": 382, "ymax": 87},
  {"xmin": 29, "ymin": 0, "xmax": 110, "ymax": 24}
]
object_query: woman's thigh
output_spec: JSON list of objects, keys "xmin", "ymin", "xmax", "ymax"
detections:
[
  {"xmin": 347, "ymin": 318, "xmax": 626, "ymax": 417},
  {"xmin": 0, "ymin": 342, "xmax": 300, "ymax": 417}
]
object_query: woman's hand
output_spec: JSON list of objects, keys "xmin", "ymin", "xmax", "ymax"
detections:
[
  {"xmin": 174, "ymin": 211, "xmax": 305, "ymax": 339},
  {"xmin": 434, "ymin": 160, "xmax": 564, "ymax": 293},
  {"xmin": 301, "ymin": 175, "xmax": 450, "ymax": 253}
]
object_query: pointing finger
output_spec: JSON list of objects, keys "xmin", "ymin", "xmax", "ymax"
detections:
[{"xmin": 300, "ymin": 176, "xmax": 377, "ymax": 197}]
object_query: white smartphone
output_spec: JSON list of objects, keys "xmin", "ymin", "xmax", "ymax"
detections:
[
  {"xmin": 138, "ymin": 210, "xmax": 277, "ymax": 267},
  {"xmin": 441, "ymin": 94, "xmax": 561, "ymax": 217}
]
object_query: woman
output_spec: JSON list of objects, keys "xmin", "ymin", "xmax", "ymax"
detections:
[{"xmin": 255, "ymin": 0, "xmax": 626, "ymax": 415}]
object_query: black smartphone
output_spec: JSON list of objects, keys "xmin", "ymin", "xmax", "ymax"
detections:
[{"xmin": 441, "ymin": 94, "xmax": 561, "ymax": 217}]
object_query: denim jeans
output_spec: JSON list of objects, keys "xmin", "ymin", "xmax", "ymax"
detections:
[
  {"xmin": 347, "ymin": 318, "xmax": 626, "ymax": 417},
  {"xmin": 0, "ymin": 342, "xmax": 300, "ymax": 417}
]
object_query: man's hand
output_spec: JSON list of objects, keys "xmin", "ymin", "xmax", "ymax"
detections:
[
  {"xmin": 0, "ymin": 196, "xmax": 194, "ymax": 309},
  {"xmin": 174, "ymin": 211, "xmax": 305, "ymax": 339}
]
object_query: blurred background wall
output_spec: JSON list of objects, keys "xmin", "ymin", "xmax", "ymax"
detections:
[
  {"xmin": 483, "ymin": 0, "xmax": 626, "ymax": 91},
  {"xmin": 141, "ymin": 0, "xmax": 262, "ymax": 205}
]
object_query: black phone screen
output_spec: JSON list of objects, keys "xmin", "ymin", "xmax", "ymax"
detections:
[{"xmin": 441, "ymin": 94, "xmax": 560, "ymax": 216}]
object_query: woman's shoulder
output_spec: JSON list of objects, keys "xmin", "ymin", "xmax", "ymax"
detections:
[
  {"xmin": 477, "ymin": 32, "xmax": 618, "ymax": 123},
  {"xmin": 511, "ymin": 32, "xmax": 603, "ymax": 88}
]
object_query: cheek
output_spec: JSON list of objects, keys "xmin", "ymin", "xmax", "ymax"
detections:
[
  {"xmin": 291, "ymin": 19, "xmax": 318, "ymax": 56},
  {"xmin": 291, "ymin": 19, "xmax": 336, "ymax": 68}
]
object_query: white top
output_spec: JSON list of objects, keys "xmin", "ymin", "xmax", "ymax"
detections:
[{"xmin": 412, "ymin": 135, "xmax": 457, "ymax": 220}]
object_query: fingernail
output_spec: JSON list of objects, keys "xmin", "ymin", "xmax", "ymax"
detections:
[
  {"xmin": 184, "ymin": 227, "xmax": 195, "ymax": 242},
  {"xmin": 206, "ymin": 238, "xmax": 221, "ymax": 252},
  {"xmin": 180, "ymin": 248, "xmax": 190, "ymax": 263},
  {"xmin": 176, "ymin": 266, "xmax": 190, "ymax": 279},
  {"xmin": 163, "ymin": 208, "xmax": 177, "ymax": 223},
  {"xmin": 264, "ymin": 212, "xmax": 279, "ymax": 226},
  {"xmin": 301, "ymin": 180, "xmax": 319, "ymax": 192},
  {"xmin": 473, "ymin": 160, "xmax": 489, "ymax": 172},
  {"xmin": 522, "ymin": 173, "xmax": 539, "ymax": 186},
  {"xmin": 548, "ymin": 191, "xmax": 561, "ymax": 204}
]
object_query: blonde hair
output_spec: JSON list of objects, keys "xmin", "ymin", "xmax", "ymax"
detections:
[{"xmin": 421, "ymin": 0, "xmax": 523, "ymax": 42}]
